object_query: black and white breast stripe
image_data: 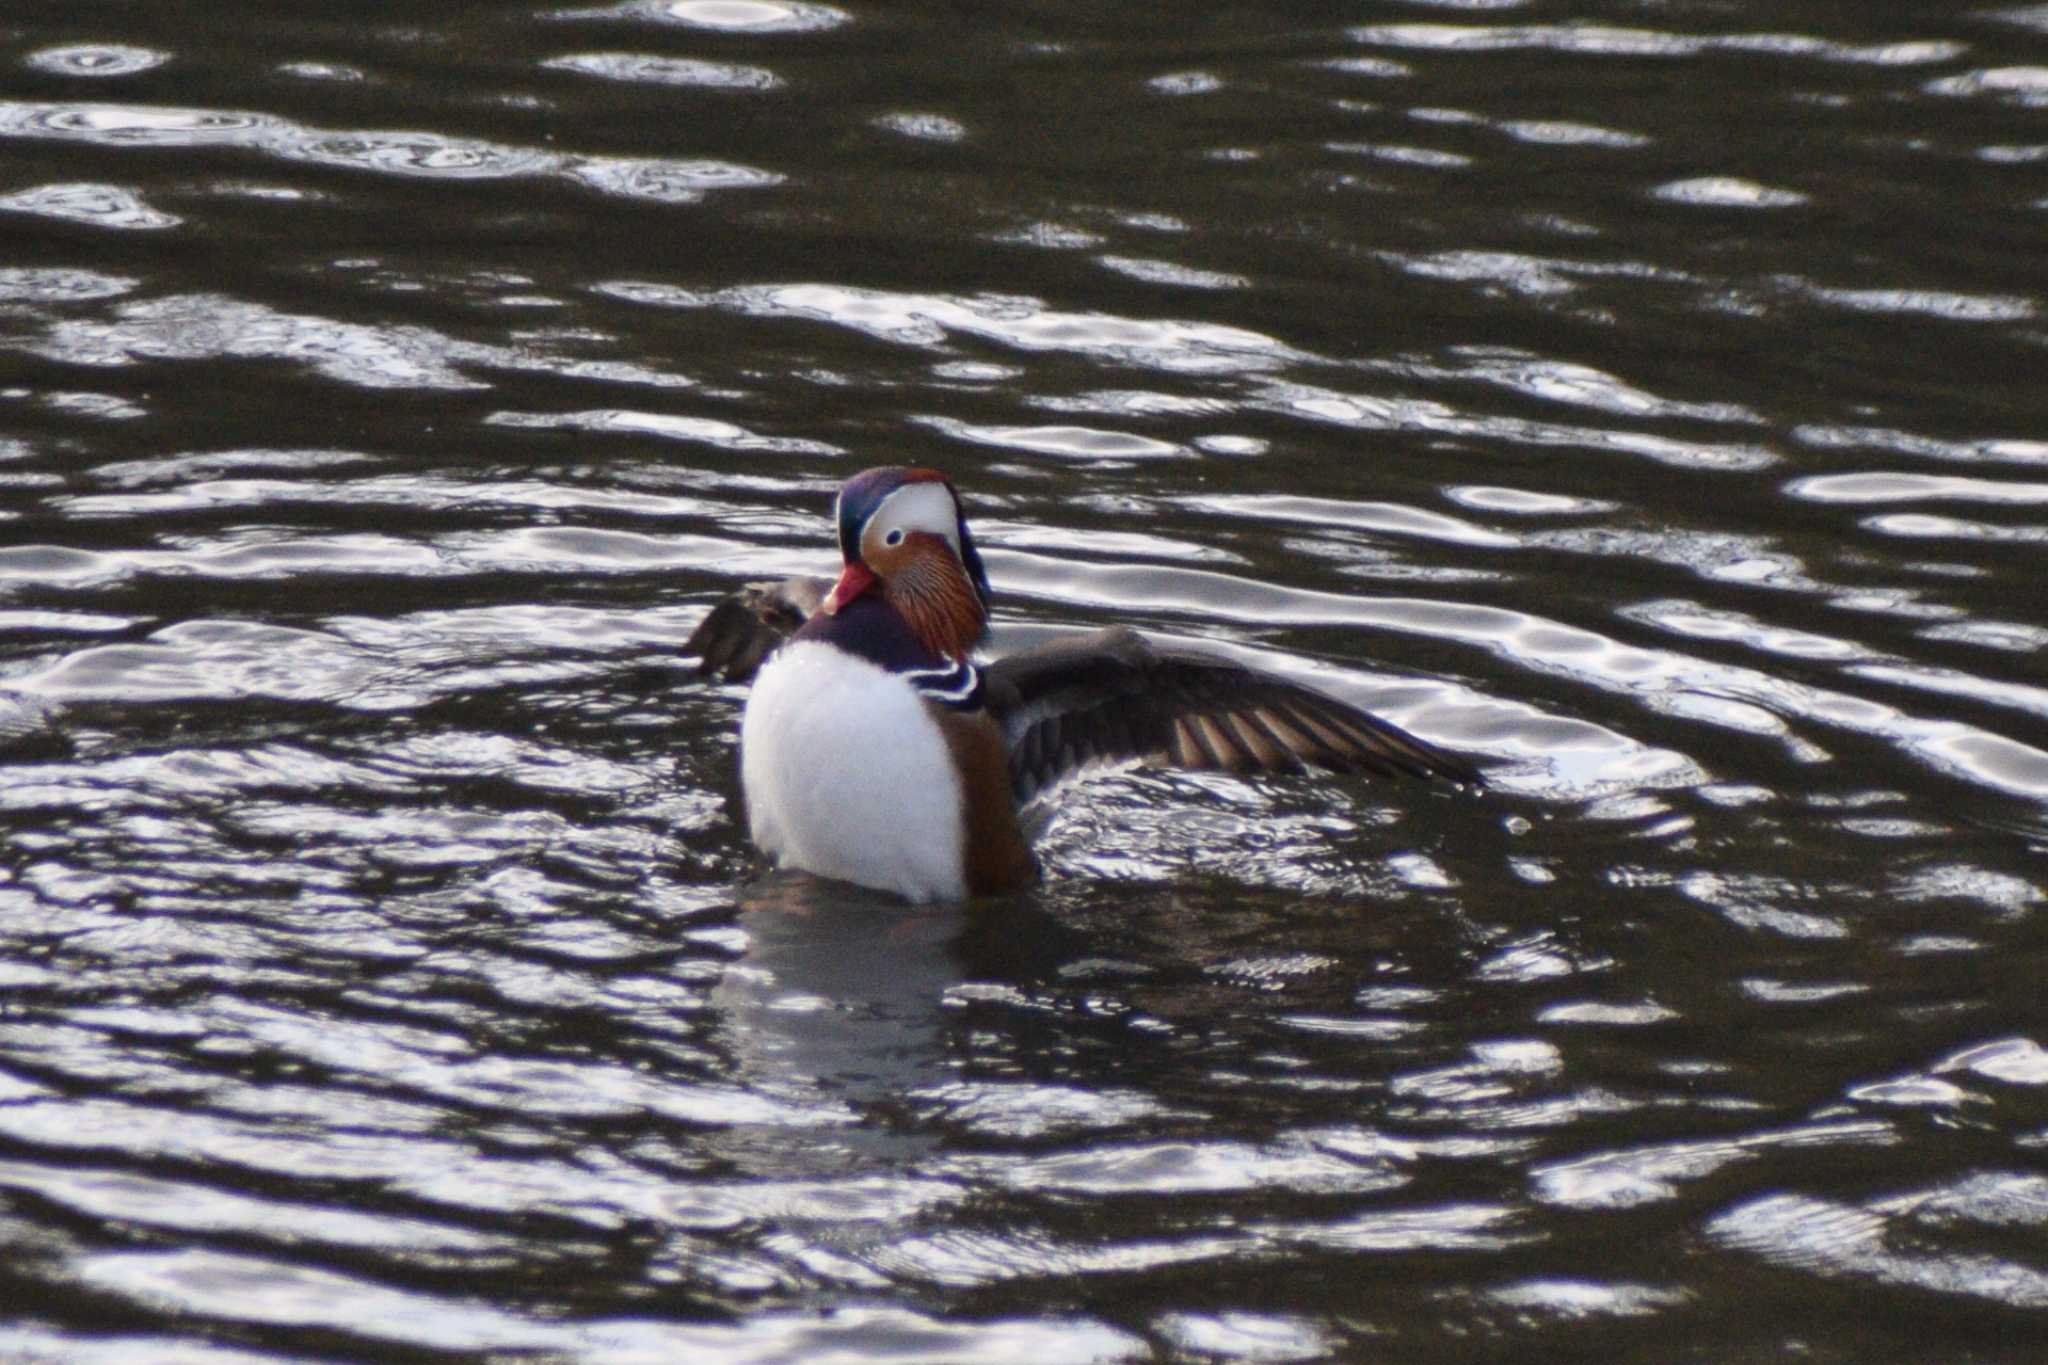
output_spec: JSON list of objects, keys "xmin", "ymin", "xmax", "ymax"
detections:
[{"xmin": 901, "ymin": 658, "xmax": 983, "ymax": 709}]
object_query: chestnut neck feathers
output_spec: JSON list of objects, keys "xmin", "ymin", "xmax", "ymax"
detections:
[{"xmin": 884, "ymin": 540, "xmax": 986, "ymax": 662}]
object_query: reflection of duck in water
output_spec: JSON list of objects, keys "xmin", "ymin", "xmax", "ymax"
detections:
[
  {"xmin": 705, "ymin": 875, "xmax": 964, "ymax": 1167},
  {"xmin": 686, "ymin": 467, "xmax": 1482, "ymax": 903}
]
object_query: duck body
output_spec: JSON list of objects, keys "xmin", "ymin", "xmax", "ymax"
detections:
[
  {"xmin": 742, "ymin": 636, "xmax": 970, "ymax": 902},
  {"xmin": 687, "ymin": 466, "xmax": 1480, "ymax": 903},
  {"xmin": 740, "ymin": 594, "xmax": 1032, "ymax": 901}
]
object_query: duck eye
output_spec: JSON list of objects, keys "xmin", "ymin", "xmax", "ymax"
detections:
[{"xmin": 884, "ymin": 529, "xmax": 906, "ymax": 546}]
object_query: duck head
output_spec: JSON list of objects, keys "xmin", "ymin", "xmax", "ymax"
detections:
[{"xmin": 821, "ymin": 466, "xmax": 992, "ymax": 662}]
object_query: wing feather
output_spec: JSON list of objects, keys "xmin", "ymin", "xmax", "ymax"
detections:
[
  {"xmin": 1227, "ymin": 709, "xmax": 1289, "ymax": 770},
  {"xmin": 985, "ymin": 625, "xmax": 1480, "ymax": 805},
  {"xmin": 680, "ymin": 576, "xmax": 832, "ymax": 682}
]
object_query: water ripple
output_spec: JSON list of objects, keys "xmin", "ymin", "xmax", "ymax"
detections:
[
  {"xmin": 1795, "ymin": 424, "xmax": 2048, "ymax": 467},
  {"xmin": 1790, "ymin": 279, "xmax": 2038, "ymax": 322},
  {"xmin": 1792, "ymin": 471, "xmax": 2048, "ymax": 505},
  {"xmin": 489, "ymin": 408, "xmax": 840, "ymax": 455},
  {"xmin": 553, "ymin": 0, "xmax": 851, "ymax": 32},
  {"xmin": 1709, "ymin": 1189, "xmax": 2048, "ymax": 1309},
  {"xmin": 1533, "ymin": 1120, "xmax": 1895, "ymax": 1210},
  {"xmin": 16, "ymin": 291, "xmax": 699, "ymax": 394},
  {"xmin": 918, "ymin": 416, "xmax": 1189, "ymax": 462},
  {"xmin": 544, "ymin": 52, "xmax": 783, "ymax": 90},
  {"xmin": 32, "ymin": 293, "xmax": 491, "ymax": 389},
  {"xmin": 12, "ymin": 102, "xmax": 272, "ymax": 144},
  {"xmin": 1097, "ymin": 255, "xmax": 1250, "ymax": 290},
  {"xmin": 1652, "ymin": 176, "xmax": 1808, "ymax": 208},
  {"xmin": 1926, "ymin": 66, "xmax": 2048, "ymax": 105},
  {"xmin": 599, "ymin": 280, "xmax": 1306, "ymax": 373},
  {"xmin": 568, "ymin": 155, "xmax": 780, "ymax": 202},
  {"xmin": 0, "ymin": 100, "xmax": 778, "ymax": 200},
  {"xmin": 1157, "ymin": 1313, "xmax": 1330, "ymax": 1362},
  {"xmin": 874, "ymin": 112, "xmax": 968, "ymax": 142},
  {"xmin": 0, "ymin": 266, "xmax": 136, "ymax": 302},
  {"xmin": 0, "ymin": 181, "xmax": 180, "ymax": 229},
  {"xmin": 1353, "ymin": 24, "xmax": 1964, "ymax": 65},
  {"xmin": 24, "ymin": 45, "xmax": 170, "ymax": 78}
]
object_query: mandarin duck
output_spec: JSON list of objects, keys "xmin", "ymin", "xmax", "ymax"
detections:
[{"xmin": 684, "ymin": 467, "xmax": 1481, "ymax": 902}]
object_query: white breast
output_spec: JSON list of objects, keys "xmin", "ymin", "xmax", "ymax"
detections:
[{"xmin": 740, "ymin": 639, "xmax": 967, "ymax": 902}]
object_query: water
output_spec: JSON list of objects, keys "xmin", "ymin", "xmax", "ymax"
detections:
[{"xmin": 2, "ymin": 1, "xmax": 2046, "ymax": 1359}]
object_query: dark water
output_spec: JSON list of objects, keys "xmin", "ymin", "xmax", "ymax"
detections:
[{"xmin": 2, "ymin": 1, "xmax": 2046, "ymax": 1359}]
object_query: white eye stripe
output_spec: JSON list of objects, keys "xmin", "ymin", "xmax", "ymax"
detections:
[{"xmin": 869, "ymin": 482, "xmax": 961, "ymax": 557}]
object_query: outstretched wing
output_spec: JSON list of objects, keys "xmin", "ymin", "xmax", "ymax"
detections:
[
  {"xmin": 984, "ymin": 626, "xmax": 1481, "ymax": 806},
  {"xmin": 681, "ymin": 576, "xmax": 832, "ymax": 682}
]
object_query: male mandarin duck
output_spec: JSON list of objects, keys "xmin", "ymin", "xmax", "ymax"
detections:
[{"xmin": 684, "ymin": 467, "xmax": 1481, "ymax": 902}]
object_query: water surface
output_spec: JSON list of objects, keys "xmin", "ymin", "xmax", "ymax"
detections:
[{"xmin": 3, "ymin": 1, "xmax": 2047, "ymax": 1360}]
